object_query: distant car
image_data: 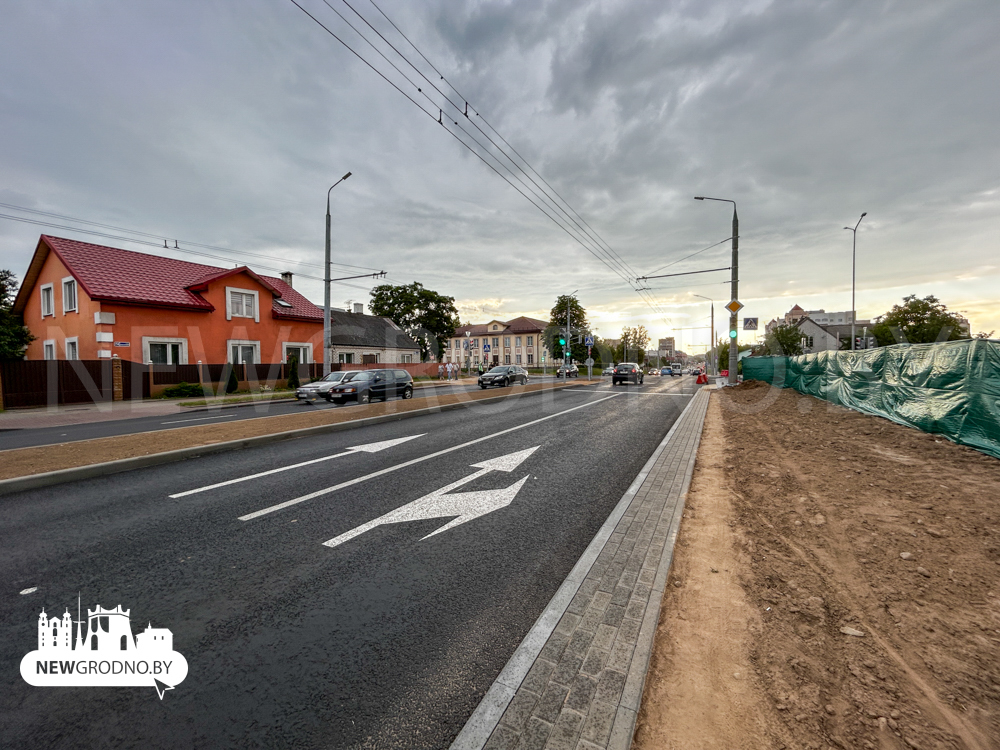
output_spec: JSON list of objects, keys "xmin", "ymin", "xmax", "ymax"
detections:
[
  {"xmin": 660, "ymin": 367, "xmax": 671, "ymax": 376},
  {"xmin": 479, "ymin": 365, "xmax": 528, "ymax": 389},
  {"xmin": 612, "ymin": 362, "xmax": 644, "ymax": 386},
  {"xmin": 602, "ymin": 366, "xmax": 615, "ymax": 376},
  {"xmin": 328, "ymin": 369, "xmax": 413, "ymax": 404},
  {"xmin": 296, "ymin": 371, "xmax": 348, "ymax": 402},
  {"xmin": 669, "ymin": 362, "xmax": 683, "ymax": 377},
  {"xmin": 556, "ymin": 364, "xmax": 579, "ymax": 378},
  {"xmin": 648, "ymin": 368, "xmax": 658, "ymax": 375}
]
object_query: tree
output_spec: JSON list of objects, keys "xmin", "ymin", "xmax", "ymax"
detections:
[
  {"xmin": 547, "ymin": 295, "xmax": 591, "ymax": 361},
  {"xmin": 286, "ymin": 353, "xmax": 300, "ymax": 390},
  {"xmin": 870, "ymin": 295, "xmax": 970, "ymax": 347},
  {"xmin": 715, "ymin": 338, "xmax": 753, "ymax": 372},
  {"xmin": 0, "ymin": 269, "xmax": 34, "ymax": 361},
  {"xmin": 616, "ymin": 325, "xmax": 650, "ymax": 364},
  {"xmin": 759, "ymin": 323, "xmax": 804, "ymax": 356},
  {"xmin": 369, "ymin": 282, "xmax": 459, "ymax": 362}
]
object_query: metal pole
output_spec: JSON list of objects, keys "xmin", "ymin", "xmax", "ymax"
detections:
[
  {"xmin": 324, "ymin": 172, "xmax": 352, "ymax": 377},
  {"xmin": 845, "ymin": 212, "xmax": 866, "ymax": 352},
  {"xmin": 729, "ymin": 206, "xmax": 738, "ymax": 384}
]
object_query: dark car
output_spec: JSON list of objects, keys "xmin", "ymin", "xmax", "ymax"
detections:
[
  {"xmin": 478, "ymin": 365, "xmax": 528, "ymax": 389},
  {"xmin": 556, "ymin": 364, "xmax": 579, "ymax": 378},
  {"xmin": 328, "ymin": 369, "xmax": 413, "ymax": 404},
  {"xmin": 612, "ymin": 362, "xmax": 644, "ymax": 386}
]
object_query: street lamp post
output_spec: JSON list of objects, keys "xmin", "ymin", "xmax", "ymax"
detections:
[
  {"xmin": 844, "ymin": 212, "xmax": 867, "ymax": 351},
  {"xmin": 692, "ymin": 294, "xmax": 715, "ymax": 375},
  {"xmin": 695, "ymin": 197, "xmax": 738, "ymax": 384},
  {"xmin": 324, "ymin": 172, "xmax": 352, "ymax": 376}
]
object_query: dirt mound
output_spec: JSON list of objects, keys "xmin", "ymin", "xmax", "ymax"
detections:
[
  {"xmin": 636, "ymin": 387, "xmax": 1000, "ymax": 750},
  {"xmin": 732, "ymin": 378, "xmax": 770, "ymax": 390}
]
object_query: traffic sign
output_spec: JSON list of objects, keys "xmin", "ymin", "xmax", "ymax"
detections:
[
  {"xmin": 483, "ymin": 344, "xmax": 491, "ymax": 353},
  {"xmin": 743, "ymin": 317, "xmax": 758, "ymax": 330},
  {"xmin": 725, "ymin": 299, "xmax": 743, "ymax": 315},
  {"xmin": 584, "ymin": 335, "xmax": 594, "ymax": 346},
  {"xmin": 584, "ymin": 358, "xmax": 594, "ymax": 366}
]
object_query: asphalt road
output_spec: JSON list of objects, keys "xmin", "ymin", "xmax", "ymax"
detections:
[
  {"xmin": 1, "ymin": 376, "xmax": 698, "ymax": 749},
  {"xmin": 0, "ymin": 380, "xmax": 499, "ymax": 451}
]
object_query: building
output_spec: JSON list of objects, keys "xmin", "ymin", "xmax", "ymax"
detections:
[
  {"xmin": 658, "ymin": 337, "xmax": 675, "ymax": 359},
  {"xmin": 12, "ymin": 235, "xmax": 418, "ymax": 365},
  {"xmin": 766, "ymin": 304, "xmax": 870, "ymax": 335},
  {"xmin": 445, "ymin": 317, "xmax": 551, "ymax": 367}
]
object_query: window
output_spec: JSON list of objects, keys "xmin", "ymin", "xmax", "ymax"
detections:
[
  {"xmin": 43, "ymin": 340, "xmax": 55, "ymax": 360},
  {"xmin": 504, "ymin": 354, "xmax": 511, "ymax": 364},
  {"xmin": 527, "ymin": 336, "xmax": 533, "ymax": 347},
  {"xmin": 40, "ymin": 285, "xmax": 54, "ymax": 317},
  {"xmin": 62, "ymin": 278, "xmax": 78, "ymax": 313},
  {"xmin": 527, "ymin": 354, "xmax": 534, "ymax": 364},
  {"xmin": 143, "ymin": 337, "xmax": 188, "ymax": 365},
  {"xmin": 515, "ymin": 336, "xmax": 521, "ymax": 347},
  {"xmin": 401, "ymin": 354, "xmax": 412, "ymax": 363},
  {"xmin": 226, "ymin": 287, "xmax": 260, "ymax": 322},
  {"xmin": 804, "ymin": 336, "xmax": 814, "ymax": 348},
  {"xmin": 492, "ymin": 337, "xmax": 499, "ymax": 348},
  {"xmin": 516, "ymin": 354, "xmax": 522, "ymax": 364},
  {"xmin": 65, "ymin": 337, "xmax": 79, "ymax": 360},
  {"xmin": 339, "ymin": 352, "xmax": 354, "ymax": 364},
  {"xmin": 283, "ymin": 343, "xmax": 311, "ymax": 364},
  {"xmin": 229, "ymin": 342, "xmax": 259, "ymax": 364},
  {"xmin": 492, "ymin": 325, "xmax": 498, "ymax": 331},
  {"xmin": 504, "ymin": 337, "xmax": 511, "ymax": 347}
]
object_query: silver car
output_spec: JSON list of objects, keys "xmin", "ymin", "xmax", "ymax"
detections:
[{"xmin": 296, "ymin": 371, "xmax": 351, "ymax": 403}]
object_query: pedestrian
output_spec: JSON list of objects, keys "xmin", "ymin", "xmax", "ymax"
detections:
[
  {"xmin": 446, "ymin": 362, "xmax": 453, "ymax": 380},
  {"xmin": 438, "ymin": 363, "xmax": 444, "ymax": 380}
]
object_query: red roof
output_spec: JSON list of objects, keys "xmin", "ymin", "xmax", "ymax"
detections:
[
  {"xmin": 454, "ymin": 316, "xmax": 549, "ymax": 336},
  {"xmin": 15, "ymin": 235, "xmax": 323, "ymax": 320},
  {"xmin": 789, "ymin": 304, "xmax": 804, "ymax": 311}
]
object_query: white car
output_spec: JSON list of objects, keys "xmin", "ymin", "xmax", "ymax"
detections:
[{"xmin": 296, "ymin": 371, "xmax": 350, "ymax": 402}]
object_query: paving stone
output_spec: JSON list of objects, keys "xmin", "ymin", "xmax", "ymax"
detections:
[
  {"xmin": 544, "ymin": 708, "xmax": 584, "ymax": 750},
  {"xmin": 632, "ymin": 582, "xmax": 651, "ymax": 600},
  {"xmin": 539, "ymin": 631, "xmax": 570, "ymax": 663},
  {"xmin": 580, "ymin": 647, "xmax": 610, "ymax": 677},
  {"xmin": 609, "ymin": 585, "xmax": 632, "ymax": 607},
  {"xmin": 484, "ymin": 722, "xmax": 521, "ymax": 750},
  {"xmin": 564, "ymin": 628, "xmax": 596, "ymax": 659},
  {"xmin": 564, "ymin": 673, "xmax": 598, "ymax": 712},
  {"xmin": 521, "ymin": 658, "xmax": 556, "ymax": 695},
  {"xmin": 601, "ymin": 604, "xmax": 626, "ymax": 628},
  {"xmin": 555, "ymin": 612, "xmax": 582, "ymax": 636},
  {"xmin": 616, "ymin": 616, "xmax": 641, "ymax": 645},
  {"xmin": 579, "ymin": 701, "xmax": 618, "ymax": 745},
  {"xmin": 637, "ymin": 569, "xmax": 655, "ymax": 585},
  {"xmin": 606, "ymin": 641, "xmax": 633, "ymax": 672},
  {"xmin": 501, "ymin": 688, "xmax": 541, "ymax": 731},
  {"xmin": 533, "ymin": 682, "xmax": 569, "ymax": 724},
  {"xmin": 593, "ymin": 668, "xmax": 627, "ymax": 705},
  {"xmin": 516, "ymin": 717, "xmax": 553, "ymax": 750},
  {"xmin": 575, "ymin": 740, "xmax": 603, "ymax": 750},
  {"xmin": 624, "ymin": 598, "xmax": 646, "ymax": 621},
  {"xmin": 550, "ymin": 651, "xmax": 585, "ymax": 687},
  {"xmin": 591, "ymin": 624, "xmax": 617, "ymax": 651}
]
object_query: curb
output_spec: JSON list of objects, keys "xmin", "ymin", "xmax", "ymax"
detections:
[
  {"xmin": 0, "ymin": 382, "xmax": 599, "ymax": 497},
  {"xmin": 450, "ymin": 387, "xmax": 710, "ymax": 750}
]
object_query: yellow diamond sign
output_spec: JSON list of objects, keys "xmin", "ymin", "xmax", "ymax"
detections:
[{"xmin": 725, "ymin": 299, "xmax": 743, "ymax": 315}]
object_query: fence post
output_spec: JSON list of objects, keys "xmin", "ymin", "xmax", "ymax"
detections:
[
  {"xmin": 112, "ymin": 355, "xmax": 123, "ymax": 401},
  {"xmin": 0, "ymin": 365, "xmax": 4, "ymax": 411},
  {"xmin": 147, "ymin": 363, "xmax": 154, "ymax": 400}
]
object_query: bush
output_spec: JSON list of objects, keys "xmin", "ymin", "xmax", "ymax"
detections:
[
  {"xmin": 287, "ymin": 355, "xmax": 300, "ymax": 390},
  {"xmin": 226, "ymin": 365, "xmax": 239, "ymax": 394},
  {"xmin": 161, "ymin": 381, "xmax": 206, "ymax": 398}
]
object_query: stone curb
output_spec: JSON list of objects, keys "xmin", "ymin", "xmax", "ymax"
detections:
[
  {"xmin": 0, "ymin": 382, "xmax": 599, "ymax": 497},
  {"xmin": 450, "ymin": 387, "xmax": 711, "ymax": 750}
]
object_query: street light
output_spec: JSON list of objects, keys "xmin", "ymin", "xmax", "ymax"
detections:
[
  {"xmin": 692, "ymin": 294, "xmax": 715, "ymax": 375},
  {"xmin": 324, "ymin": 172, "xmax": 352, "ymax": 376},
  {"xmin": 694, "ymin": 196, "xmax": 738, "ymax": 384},
  {"xmin": 843, "ymin": 212, "xmax": 867, "ymax": 351}
]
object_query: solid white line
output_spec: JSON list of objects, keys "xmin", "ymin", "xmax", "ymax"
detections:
[
  {"xmin": 160, "ymin": 415, "xmax": 238, "ymax": 425},
  {"xmin": 238, "ymin": 394, "xmax": 620, "ymax": 522}
]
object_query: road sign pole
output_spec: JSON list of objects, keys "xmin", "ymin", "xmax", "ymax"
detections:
[{"xmin": 729, "ymin": 207, "xmax": 739, "ymax": 385}]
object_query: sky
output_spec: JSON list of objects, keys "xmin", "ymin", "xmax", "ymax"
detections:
[{"xmin": 1, "ymin": 0, "xmax": 997, "ymax": 356}]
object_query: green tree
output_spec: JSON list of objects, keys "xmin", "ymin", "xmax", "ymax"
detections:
[
  {"xmin": 369, "ymin": 282, "xmax": 459, "ymax": 362},
  {"xmin": 547, "ymin": 295, "xmax": 591, "ymax": 361},
  {"xmin": 616, "ymin": 325, "xmax": 650, "ymax": 364},
  {"xmin": 760, "ymin": 323, "xmax": 804, "ymax": 356},
  {"xmin": 0, "ymin": 269, "xmax": 34, "ymax": 361},
  {"xmin": 225, "ymin": 364, "xmax": 239, "ymax": 394},
  {"xmin": 715, "ymin": 338, "xmax": 753, "ymax": 372},
  {"xmin": 870, "ymin": 295, "xmax": 970, "ymax": 346},
  {"xmin": 286, "ymin": 353, "xmax": 300, "ymax": 390}
]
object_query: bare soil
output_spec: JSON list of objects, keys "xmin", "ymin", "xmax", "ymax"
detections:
[
  {"xmin": 0, "ymin": 381, "xmax": 593, "ymax": 480},
  {"xmin": 635, "ymin": 383, "xmax": 1000, "ymax": 750}
]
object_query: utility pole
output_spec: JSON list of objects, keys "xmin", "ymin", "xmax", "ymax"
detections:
[
  {"xmin": 324, "ymin": 172, "xmax": 352, "ymax": 376},
  {"xmin": 844, "ymin": 212, "xmax": 867, "ymax": 351},
  {"xmin": 695, "ymin": 197, "xmax": 738, "ymax": 385}
]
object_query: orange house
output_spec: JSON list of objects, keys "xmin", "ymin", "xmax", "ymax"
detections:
[{"xmin": 12, "ymin": 235, "xmax": 325, "ymax": 365}]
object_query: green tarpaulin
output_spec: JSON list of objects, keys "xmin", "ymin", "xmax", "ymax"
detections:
[{"xmin": 742, "ymin": 339, "xmax": 1000, "ymax": 459}]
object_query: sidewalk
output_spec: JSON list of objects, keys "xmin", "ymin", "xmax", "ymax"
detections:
[{"xmin": 452, "ymin": 386, "xmax": 712, "ymax": 750}]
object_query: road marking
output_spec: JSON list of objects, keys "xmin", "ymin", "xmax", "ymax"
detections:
[
  {"xmin": 239, "ymin": 394, "xmax": 620, "ymax": 521},
  {"xmin": 169, "ymin": 434, "xmax": 425, "ymax": 499},
  {"xmin": 20, "ymin": 587, "xmax": 38, "ymax": 595},
  {"xmin": 323, "ymin": 446, "xmax": 538, "ymax": 548},
  {"xmin": 160, "ymin": 415, "xmax": 239, "ymax": 425}
]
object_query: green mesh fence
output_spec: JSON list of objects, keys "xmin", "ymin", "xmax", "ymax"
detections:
[{"xmin": 742, "ymin": 339, "xmax": 1000, "ymax": 459}]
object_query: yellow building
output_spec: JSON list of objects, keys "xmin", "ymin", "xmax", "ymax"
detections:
[{"xmin": 444, "ymin": 317, "xmax": 551, "ymax": 368}]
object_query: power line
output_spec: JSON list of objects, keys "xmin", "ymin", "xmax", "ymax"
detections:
[{"xmin": 643, "ymin": 235, "xmax": 736, "ymax": 276}]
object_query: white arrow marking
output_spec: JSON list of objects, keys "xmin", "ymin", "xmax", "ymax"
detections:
[
  {"xmin": 322, "ymin": 446, "xmax": 539, "ymax": 548},
  {"xmin": 168, "ymin": 434, "xmax": 425, "ymax": 498}
]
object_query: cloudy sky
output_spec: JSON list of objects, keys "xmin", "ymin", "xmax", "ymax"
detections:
[{"xmin": 1, "ymin": 0, "xmax": 997, "ymax": 354}]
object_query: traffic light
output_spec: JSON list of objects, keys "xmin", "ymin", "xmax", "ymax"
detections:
[
  {"xmin": 729, "ymin": 330, "xmax": 737, "ymax": 338},
  {"xmin": 558, "ymin": 336, "xmax": 566, "ymax": 346}
]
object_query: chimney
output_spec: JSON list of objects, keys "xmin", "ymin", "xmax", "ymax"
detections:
[
  {"xmin": 280, "ymin": 272, "xmax": 293, "ymax": 288},
  {"xmin": 353, "ymin": 302, "xmax": 364, "ymax": 315}
]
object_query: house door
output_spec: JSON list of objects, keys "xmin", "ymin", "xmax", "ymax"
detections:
[{"xmin": 232, "ymin": 345, "xmax": 255, "ymax": 364}]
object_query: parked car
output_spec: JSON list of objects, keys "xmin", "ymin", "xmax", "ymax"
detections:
[
  {"xmin": 478, "ymin": 365, "xmax": 528, "ymax": 389},
  {"xmin": 602, "ymin": 366, "xmax": 615, "ymax": 376},
  {"xmin": 556, "ymin": 364, "xmax": 580, "ymax": 378},
  {"xmin": 296, "ymin": 371, "xmax": 349, "ymax": 403},
  {"xmin": 612, "ymin": 362, "xmax": 644, "ymax": 386},
  {"xmin": 328, "ymin": 369, "xmax": 413, "ymax": 404}
]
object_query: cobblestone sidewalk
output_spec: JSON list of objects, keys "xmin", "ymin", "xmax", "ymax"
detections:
[{"xmin": 452, "ymin": 386, "xmax": 711, "ymax": 750}]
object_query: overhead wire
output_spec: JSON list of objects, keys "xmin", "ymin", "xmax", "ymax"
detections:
[{"xmin": 290, "ymin": 0, "xmax": 671, "ymax": 323}]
